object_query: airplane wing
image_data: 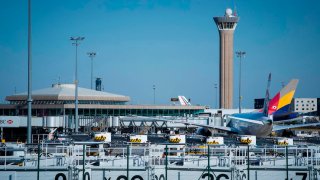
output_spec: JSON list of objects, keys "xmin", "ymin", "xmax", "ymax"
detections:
[
  {"xmin": 177, "ymin": 121, "xmax": 237, "ymax": 133},
  {"xmin": 273, "ymin": 115, "xmax": 320, "ymax": 124},
  {"xmin": 272, "ymin": 122, "xmax": 320, "ymax": 131},
  {"xmin": 273, "ymin": 117, "xmax": 304, "ymax": 124},
  {"xmin": 120, "ymin": 116, "xmax": 175, "ymax": 122},
  {"xmin": 120, "ymin": 116, "xmax": 236, "ymax": 133}
]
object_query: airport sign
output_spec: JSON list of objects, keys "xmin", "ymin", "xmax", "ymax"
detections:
[
  {"xmin": 239, "ymin": 135, "xmax": 256, "ymax": 146},
  {"xmin": 207, "ymin": 137, "xmax": 224, "ymax": 145},
  {"xmin": 129, "ymin": 135, "xmax": 148, "ymax": 143},
  {"xmin": 169, "ymin": 135, "xmax": 186, "ymax": 144},
  {"xmin": 94, "ymin": 132, "xmax": 111, "ymax": 143},
  {"xmin": 0, "ymin": 116, "xmax": 20, "ymax": 127},
  {"xmin": 277, "ymin": 138, "xmax": 294, "ymax": 146}
]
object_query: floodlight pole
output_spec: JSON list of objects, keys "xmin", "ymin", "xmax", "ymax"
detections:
[
  {"xmin": 87, "ymin": 52, "xmax": 96, "ymax": 89},
  {"xmin": 236, "ymin": 51, "xmax": 246, "ymax": 113},
  {"xmin": 70, "ymin": 36, "xmax": 85, "ymax": 133},
  {"xmin": 153, "ymin": 85, "xmax": 156, "ymax": 104},
  {"xmin": 127, "ymin": 145, "xmax": 130, "ymax": 179},
  {"xmin": 208, "ymin": 145, "xmax": 210, "ymax": 180},
  {"xmin": 165, "ymin": 145, "xmax": 168, "ymax": 180},
  {"xmin": 214, "ymin": 83, "xmax": 218, "ymax": 109},
  {"xmin": 27, "ymin": 0, "xmax": 32, "ymax": 144}
]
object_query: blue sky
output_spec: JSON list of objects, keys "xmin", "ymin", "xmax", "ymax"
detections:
[{"xmin": 1, "ymin": 0, "xmax": 320, "ymax": 108}]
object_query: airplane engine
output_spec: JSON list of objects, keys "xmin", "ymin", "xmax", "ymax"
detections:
[{"xmin": 196, "ymin": 127, "xmax": 212, "ymax": 137}]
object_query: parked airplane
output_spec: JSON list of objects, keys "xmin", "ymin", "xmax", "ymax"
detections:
[{"xmin": 183, "ymin": 74, "xmax": 320, "ymax": 137}]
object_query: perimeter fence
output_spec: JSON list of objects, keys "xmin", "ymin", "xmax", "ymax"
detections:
[{"xmin": 1, "ymin": 143, "xmax": 320, "ymax": 179}]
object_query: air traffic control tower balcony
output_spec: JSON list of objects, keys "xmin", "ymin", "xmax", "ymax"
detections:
[
  {"xmin": 213, "ymin": 17, "xmax": 239, "ymax": 30},
  {"xmin": 213, "ymin": 8, "xmax": 239, "ymax": 30}
]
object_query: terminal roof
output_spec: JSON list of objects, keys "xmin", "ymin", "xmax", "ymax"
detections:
[{"xmin": 6, "ymin": 83, "xmax": 130, "ymax": 102}]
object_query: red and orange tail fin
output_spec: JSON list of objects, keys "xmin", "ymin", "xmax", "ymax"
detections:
[{"xmin": 268, "ymin": 79, "xmax": 299, "ymax": 115}]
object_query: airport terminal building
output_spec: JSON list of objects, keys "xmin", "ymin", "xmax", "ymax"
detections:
[
  {"xmin": 0, "ymin": 83, "xmax": 206, "ymax": 141},
  {"xmin": 0, "ymin": 83, "xmax": 205, "ymax": 117}
]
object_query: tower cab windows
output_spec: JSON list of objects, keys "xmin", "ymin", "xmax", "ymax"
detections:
[{"xmin": 218, "ymin": 22, "xmax": 235, "ymax": 30}]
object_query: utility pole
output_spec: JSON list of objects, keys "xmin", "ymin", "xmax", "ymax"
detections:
[
  {"xmin": 236, "ymin": 51, "xmax": 246, "ymax": 113},
  {"xmin": 87, "ymin": 52, "xmax": 96, "ymax": 89},
  {"xmin": 27, "ymin": 0, "xmax": 32, "ymax": 144},
  {"xmin": 70, "ymin": 36, "xmax": 85, "ymax": 133}
]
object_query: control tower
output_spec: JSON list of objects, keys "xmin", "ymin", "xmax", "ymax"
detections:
[{"xmin": 213, "ymin": 8, "xmax": 239, "ymax": 109}]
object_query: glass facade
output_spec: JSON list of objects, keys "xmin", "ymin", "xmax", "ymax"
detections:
[
  {"xmin": 0, "ymin": 105, "xmax": 204, "ymax": 117},
  {"xmin": 1, "ymin": 97, "xmax": 205, "ymax": 117},
  {"xmin": 9, "ymin": 100, "xmax": 126, "ymax": 105}
]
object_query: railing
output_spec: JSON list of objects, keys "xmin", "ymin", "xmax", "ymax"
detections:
[
  {"xmin": 1, "ymin": 144, "xmax": 320, "ymax": 167},
  {"xmin": 1, "ymin": 144, "xmax": 320, "ymax": 179},
  {"xmin": 32, "ymin": 134, "xmax": 48, "ymax": 144}
]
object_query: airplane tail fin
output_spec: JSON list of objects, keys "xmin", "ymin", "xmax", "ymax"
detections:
[
  {"xmin": 178, "ymin": 96, "xmax": 191, "ymax": 106},
  {"xmin": 268, "ymin": 79, "xmax": 299, "ymax": 115},
  {"xmin": 262, "ymin": 73, "xmax": 272, "ymax": 116}
]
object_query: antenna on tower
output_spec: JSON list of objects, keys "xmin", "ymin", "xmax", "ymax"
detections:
[{"xmin": 233, "ymin": 0, "xmax": 238, "ymax": 16}]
